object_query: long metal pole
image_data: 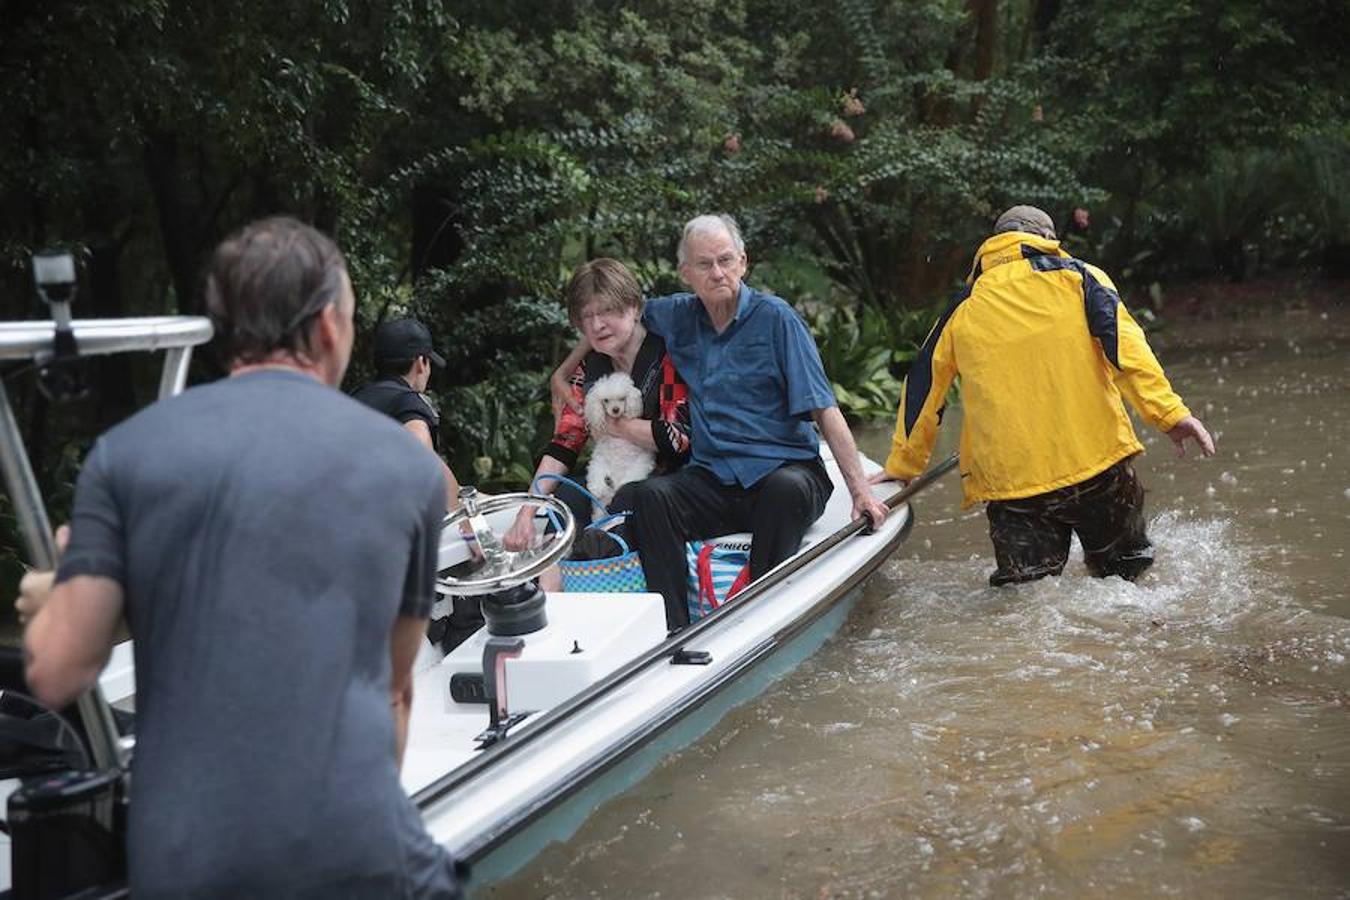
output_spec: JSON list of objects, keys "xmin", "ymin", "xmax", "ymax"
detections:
[
  {"xmin": 0, "ymin": 382, "xmax": 56, "ymax": 570},
  {"xmin": 0, "ymin": 381, "xmax": 124, "ymax": 771}
]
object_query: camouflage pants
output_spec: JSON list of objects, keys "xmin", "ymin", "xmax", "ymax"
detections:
[{"xmin": 985, "ymin": 457, "xmax": 1153, "ymax": 586}]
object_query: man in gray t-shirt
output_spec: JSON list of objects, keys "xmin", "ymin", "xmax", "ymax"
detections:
[{"xmin": 21, "ymin": 218, "xmax": 461, "ymax": 898}]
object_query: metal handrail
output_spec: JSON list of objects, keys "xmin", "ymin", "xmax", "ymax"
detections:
[{"xmin": 0, "ymin": 316, "xmax": 213, "ymax": 360}]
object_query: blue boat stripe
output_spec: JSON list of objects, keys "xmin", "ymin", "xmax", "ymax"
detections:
[
  {"xmin": 1026, "ymin": 254, "xmax": 1121, "ymax": 369},
  {"xmin": 903, "ymin": 286, "xmax": 970, "ymax": 438}
]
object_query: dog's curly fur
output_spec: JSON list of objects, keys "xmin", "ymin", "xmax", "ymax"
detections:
[{"xmin": 584, "ymin": 372, "xmax": 656, "ymax": 513}]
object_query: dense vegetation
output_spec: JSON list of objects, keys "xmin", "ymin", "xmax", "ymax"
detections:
[{"xmin": 2, "ymin": 0, "xmax": 1347, "ymax": 579}]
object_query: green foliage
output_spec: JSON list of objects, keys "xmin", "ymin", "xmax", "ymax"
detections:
[
  {"xmin": 0, "ymin": 494, "xmax": 26, "ymax": 615},
  {"xmin": 1042, "ymin": 0, "xmax": 1349, "ymax": 277},
  {"xmin": 807, "ymin": 303, "xmax": 905, "ymax": 422},
  {"xmin": 442, "ymin": 371, "xmax": 550, "ymax": 490},
  {"xmin": 1288, "ymin": 134, "xmax": 1350, "ymax": 248},
  {"xmin": 2, "ymin": 0, "xmax": 1347, "ymax": 513},
  {"xmin": 416, "ymin": 286, "xmax": 571, "ymax": 384}
]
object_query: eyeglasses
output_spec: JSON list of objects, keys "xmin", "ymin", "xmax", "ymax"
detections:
[
  {"xmin": 689, "ymin": 253, "xmax": 741, "ymax": 275},
  {"xmin": 578, "ymin": 306, "xmax": 628, "ymax": 324}
]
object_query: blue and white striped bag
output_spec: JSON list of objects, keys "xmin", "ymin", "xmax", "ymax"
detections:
[{"xmin": 685, "ymin": 538, "xmax": 752, "ymax": 622}]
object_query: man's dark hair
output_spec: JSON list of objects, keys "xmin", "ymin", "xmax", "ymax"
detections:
[
  {"xmin": 204, "ymin": 216, "xmax": 348, "ymax": 366},
  {"xmin": 377, "ymin": 357, "xmax": 418, "ymax": 377}
]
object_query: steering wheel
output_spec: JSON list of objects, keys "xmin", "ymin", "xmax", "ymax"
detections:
[{"xmin": 435, "ymin": 487, "xmax": 576, "ymax": 596}]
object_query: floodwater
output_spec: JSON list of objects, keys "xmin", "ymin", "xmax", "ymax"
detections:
[{"xmin": 490, "ymin": 303, "xmax": 1350, "ymax": 898}]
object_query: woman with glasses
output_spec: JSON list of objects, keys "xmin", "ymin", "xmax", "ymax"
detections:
[{"xmin": 502, "ymin": 258, "xmax": 691, "ymax": 585}]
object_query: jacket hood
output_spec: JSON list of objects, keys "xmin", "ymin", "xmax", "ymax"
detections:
[{"xmin": 966, "ymin": 231, "xmax": 1067, "ymax": 284}]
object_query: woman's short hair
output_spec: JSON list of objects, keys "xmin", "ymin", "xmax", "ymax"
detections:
[
  {"xmin": 563, "ymin": 258, "xmax": 643, "ymax": 328},
  {"xmin": 204, "ymin": 216, "xmax": 348, "ymax": 366}
]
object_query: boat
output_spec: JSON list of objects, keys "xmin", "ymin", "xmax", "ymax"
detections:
[{"xmin": 0, "ymin": 306, "xmax": 951, "ymax": 896}]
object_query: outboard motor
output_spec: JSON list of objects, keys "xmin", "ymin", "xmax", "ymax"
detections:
[{"xmin": 0, "ymin": 656, "xmax": 127, "ymax": 900}]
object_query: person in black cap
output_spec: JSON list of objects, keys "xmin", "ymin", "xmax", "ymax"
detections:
[{"xmin": 352, "ymin": 317, "xmax": 462, "ymax": 508}]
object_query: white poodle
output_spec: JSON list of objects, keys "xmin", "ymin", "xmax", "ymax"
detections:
[{"xmin": 584, "ymin": 372, "xmax": 656, "ymax": 513}]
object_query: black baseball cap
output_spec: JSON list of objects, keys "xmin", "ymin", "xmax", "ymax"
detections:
[{"xmin": 374, "ymin": 318, "xmax": 445, "ymax": 368}]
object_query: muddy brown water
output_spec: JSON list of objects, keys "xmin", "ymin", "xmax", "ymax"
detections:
[{"xmin": 490, "ymin": 304, "xmax": 1350, "ymax": 898}]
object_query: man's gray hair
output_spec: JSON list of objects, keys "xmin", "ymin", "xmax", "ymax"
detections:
[
  {"xmin": 677, "ymin": 214, "xmax": 746, "ymax": 266},
  {"xmin": 993, "ymin": 205, "xmax": 1057, "ymax": 240}
]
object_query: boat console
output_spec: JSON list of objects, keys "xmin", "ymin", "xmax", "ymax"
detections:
[
  {"xmin": 432, "ymin": 488, "xmax": 665, "ymax": 748},
  {"xmin": 443, "ymin": 591, "xmax": 666, "ymax": 721}
]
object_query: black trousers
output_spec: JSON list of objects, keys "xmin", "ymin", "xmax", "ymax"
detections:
[
  {"xmin": 625, "ymin": 459, "xmax": 834, "ymax": 630},
  {"xmin": 985, "ymin": 457, "xmax": 1153, "ymax": 586}
]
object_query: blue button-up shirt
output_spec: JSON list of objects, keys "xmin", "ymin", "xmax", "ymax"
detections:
[{"xmin": 643, "ymin": 283, "xmax": 837, "ymax": 487}]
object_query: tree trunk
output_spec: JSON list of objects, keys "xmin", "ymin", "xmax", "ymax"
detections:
[
  {"xmin": 411, "ymin": 181, "xmax": 466, "ymax": 278},
  {"xmin": 86, "ymin": 234, "xmax": 138, "ymax": 430},
  {"xmin": 970, "ymin": 0, "xmax": 999, "ymax": 82},
  {"xmin": 143, "ymin": 132, "xmax": 206, "ymax": 313},
  {"xmin": 968, "ymin": 0, "xmax": 999, "ymax": 118}
]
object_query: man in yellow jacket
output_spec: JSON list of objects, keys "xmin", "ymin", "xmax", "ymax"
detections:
[{"xmin": 875, "ymin": 206, "xmax": 1215, "ymax": 585}]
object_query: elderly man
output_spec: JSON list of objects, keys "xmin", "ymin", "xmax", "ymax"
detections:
[
  {"xmin": 20, "ymin": 217, "xmax": 461, "ymax": 898},
  {"xmin": 873, "ymin": 205, "xmax": 1215, "ymax": 585},
  {"xmin": 554, "ymin": 214, "xmax": 887, "ymax": 629}
]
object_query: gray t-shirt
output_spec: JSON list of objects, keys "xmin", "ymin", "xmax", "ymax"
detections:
[{"xmin": 57, "ymin": 369, "xmax": 459, "ymax": 898}]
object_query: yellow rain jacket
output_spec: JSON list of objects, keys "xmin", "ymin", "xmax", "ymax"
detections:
[{"xmin": 884, "ymin": 232, "xmax": 1191, "ymax": 506}]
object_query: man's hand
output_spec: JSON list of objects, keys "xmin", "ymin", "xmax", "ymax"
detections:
[
  {"xmin": 15, "ymin": 525, "xmax": 68, "ymax": 626},
  {"xmin": 1166, "ymin": 415, "xmax": 1216, "ymax": 459},
  {"xmin": 812, "ymin": 406, "xmax": 890, "ymax": 529},
  {"xmin": 851, "ymin": 489, "xmax": 890, "ymax": 530}
]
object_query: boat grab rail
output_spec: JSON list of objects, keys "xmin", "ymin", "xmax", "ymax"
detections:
[
  {"xmin": 1, "ymin": 314, "xmax": 213, "ymax": 772},
  {"xmin": 0, "ymin": 316, "xmax": 214, "ymax": 361},
  {"xmin": 412, "ymin": 453, "xmax": 959, "ymax": 809}
]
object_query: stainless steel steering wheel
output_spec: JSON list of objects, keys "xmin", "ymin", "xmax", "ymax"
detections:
[{"xmin": 435, "ymin": 487, "xmax": 576, "ymax": 596}]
